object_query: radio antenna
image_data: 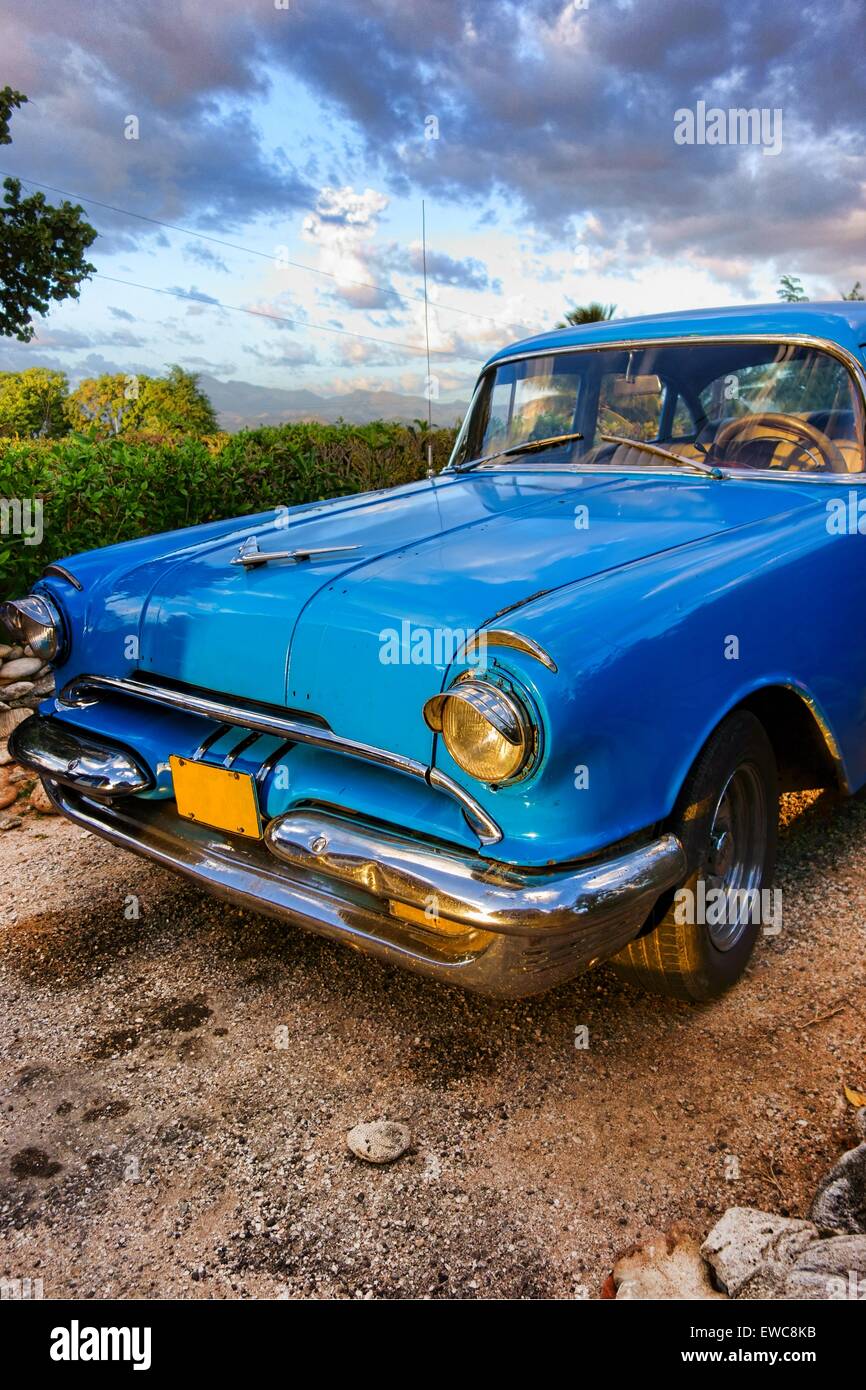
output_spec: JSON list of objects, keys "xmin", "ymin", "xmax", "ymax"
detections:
[{"xmin": 422, "ymin": 200, "xmax": 434, "ymax": 477}]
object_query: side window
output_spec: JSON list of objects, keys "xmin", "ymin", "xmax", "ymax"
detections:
[{"xmin": 670, "ymin": 392, "xmax": 697, "ymax": 438}]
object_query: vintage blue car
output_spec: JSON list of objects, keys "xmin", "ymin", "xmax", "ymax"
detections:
[{"xmin": 6, "ymin": 302, "xmax": 866, "ymax": 999}]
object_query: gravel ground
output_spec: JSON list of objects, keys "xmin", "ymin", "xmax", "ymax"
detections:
[{"xmin": 0, "ymin": 788, "xmax": 863, "ymax": 1300}]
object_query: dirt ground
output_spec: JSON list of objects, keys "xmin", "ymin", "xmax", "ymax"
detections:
[{"xmin": 0, "ymin": 788, "xmax": 863, "ymax": 1300}]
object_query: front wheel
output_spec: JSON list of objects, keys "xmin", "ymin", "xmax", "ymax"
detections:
[{"xmin": 611, "ymin": 710, "xmax": 778, "ymax": 1001}]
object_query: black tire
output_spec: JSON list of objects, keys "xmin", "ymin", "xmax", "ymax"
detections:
[{"xmin": 611, "ymin": 710, "xmax": 778, "ymax": 1001}]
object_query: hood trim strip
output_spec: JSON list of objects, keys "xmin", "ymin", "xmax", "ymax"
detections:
[{"xmin": 58, "ymin": 673, "xmax": 503, "ymax": 846}]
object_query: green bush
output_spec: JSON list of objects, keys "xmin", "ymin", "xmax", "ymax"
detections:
[{"xmin": 0, "ymin": 421, "xmax": 457, "ymax": 598}]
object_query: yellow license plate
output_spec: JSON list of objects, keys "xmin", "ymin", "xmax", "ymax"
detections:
[{"xmin": 169, "ymin": 755, "xmax": 263, "ymax": 839}]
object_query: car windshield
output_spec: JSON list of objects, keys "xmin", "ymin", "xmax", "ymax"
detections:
[{"xmin": 449, "ymin": 341, "xmax": 866, "ymax": 476}]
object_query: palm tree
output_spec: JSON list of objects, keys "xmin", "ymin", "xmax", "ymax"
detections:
[{"xmin": 556, "ymin": 302, "xmax": 616, "ymax": 328}]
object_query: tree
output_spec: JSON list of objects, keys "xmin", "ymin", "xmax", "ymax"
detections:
[
  {"xmin": 66, "ymin": 373, "xmax": 147, "ymax": 437},
  {"xmin": 66, "ymin": 365, "xmax": 218, "ymax": 438},
  {"xmin": 841, "ymin": 281, "xmax": 864, "ymax": 301},
  {"xmin": 557, "ymin": 302, "xmax": 616, "ymax": 328},
  {"xmin": 0, "ymin": 87, "xmax": 97, "ymax": 341},
  {"xmin": 137, "ymin": 365, "xmax": 218, "ymax": 435},
  {"xmin": 0, "ymin": 367, "xmax": 68, "ymax": 437},
  {"xmin": 777, "ymin": 274, "xmax": 808, "ymax": 302}
]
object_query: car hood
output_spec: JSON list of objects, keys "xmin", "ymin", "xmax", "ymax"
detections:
[{"xmin": 129, "ymin": 469, "xmax": 811, "ymax": 759}]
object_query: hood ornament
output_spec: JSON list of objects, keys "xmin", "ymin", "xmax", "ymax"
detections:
[{"xmin": 232, "ymin": 536, "xmax": 360, "ymax": 569}]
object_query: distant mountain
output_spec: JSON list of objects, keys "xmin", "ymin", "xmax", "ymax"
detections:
[{"xmin": 197, "ymin": 375, "xmax": 469, "ymax": 431}]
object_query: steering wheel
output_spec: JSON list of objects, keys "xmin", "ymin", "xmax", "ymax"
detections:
[{"xmin": 713, "ymin": 412, "xmax": 846, "ymax": 473}]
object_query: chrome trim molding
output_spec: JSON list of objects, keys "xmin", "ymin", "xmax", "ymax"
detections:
[
  {"xmin": 450, "ymin": 334, "xmax": 866, "ymax": 480},
  {"xmin": 9, "ymin": 715, "xmax": 153, "ymax": 797},
  {"xmin": 41, "ymin": 563, "xmax": 84, "ymax": 592},
  {"xmin": 42, "ymin": 784, "xmax": 686, "ymax": 997},
  {"xmin": 464, "ymin": 629, "xmax": 558, "ymax": 673},
  {"xmin": 58, "ymin": 673, "xmax": 502, "ymax": 845}
]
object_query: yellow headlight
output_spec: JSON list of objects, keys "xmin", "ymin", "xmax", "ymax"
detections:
[{"xmin": 424, "ymin": 679, "xmax": 534, "ymax": 784}]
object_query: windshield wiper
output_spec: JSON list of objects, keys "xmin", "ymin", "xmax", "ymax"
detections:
[
  {"xmin": 453, "ymin": 431, "xmax": 584, "ymax": 473},
  {"xmin": 599, "ymin": 433, "xmax": 725, "ymax": 479}
]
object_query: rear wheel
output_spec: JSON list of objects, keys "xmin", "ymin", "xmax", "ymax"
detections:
[{"xmin": 611, "ymin": 711, "xmax": 778, "ymax": 1001}]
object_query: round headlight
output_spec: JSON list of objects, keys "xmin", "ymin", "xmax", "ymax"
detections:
[
  {"xmin": 424, "ymin": 678, "xmax": 535, "ymax": 784},
  {"xmin": 0, "ymin": 594, "xmax": 66, "ymax": 663}
]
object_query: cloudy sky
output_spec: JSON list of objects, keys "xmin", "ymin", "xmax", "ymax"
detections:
[{"xmin": 1, "ymin": 0, "xmax": 864, "ymax": 404}]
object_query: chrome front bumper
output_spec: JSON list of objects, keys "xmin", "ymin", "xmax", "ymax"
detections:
[{"xmin": 11, "ymin": 714, "xmax": 686, "ymax": 997}]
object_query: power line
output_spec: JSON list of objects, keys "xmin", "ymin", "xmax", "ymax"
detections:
[
  {"xmin": 0, "ymin": 168, "xmax": 519, "ymax": 331},
  {"xmin": 92, "ymin": 271, "xmax": 461, "ymax": 356}
]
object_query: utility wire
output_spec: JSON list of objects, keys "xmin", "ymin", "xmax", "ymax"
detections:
[
  {"xmin": 0, "ymin": 168, "xmax": 519, "ymax": 331},
  {"xmin": 93, "ymin": 271, "xmax": 461, "ymax": 356}
]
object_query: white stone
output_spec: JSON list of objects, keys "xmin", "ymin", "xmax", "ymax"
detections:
[
  {"xmin": 347, "ymin": 1120, "xmax": 411, "ymax": 1165},
  {"xmin": 701, "ymin": 1207, "xmax": 820, "ymax": 1297},
  {"xmin": 0, "ymin": 707, "xmax": 31, "ymax": 740},
  {"xmin": 614, "ymin": 1234, "xmax": 727, "ymax": 1300},
  {"xmin": 0, "ymin": 657, "xmax": 42, "ymax": 682},
  {"xmin": 1, "ymin": 681, "xmax": 35, "ymax": 700}
]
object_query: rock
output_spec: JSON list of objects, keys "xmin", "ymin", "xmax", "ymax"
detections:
[
  {"xmin": 0, "ymin": 706, "xmax": 31, "ymax": 739},
  {"xmin": 0, "ymin": 645, "xmax": 22, "ymax": 661},
  {"xmin": 0, "ymin": 644, "xmax": 12, "ymax": 659},
  {"xmin": 1, "ymin": 681, "xmax": 35, "ymax": 700},
  {"xmin": 0, "ymin": 815, "xmax": 23, "ymax": 831},
  {"xmin": 613, "ymin": 1233, "xmax": 727, "ymax": 1300},
  {"xmin": 346, "ymin": 1120, "xmax": 411, "ymax": 1165},
  {"xmin": 810, "ymin": 1142, "xmax": 866, "ymax": 1234},
  {"xmin": 0, "ymin": 784, "xmax": 19, "ymax": 811},
  {"xmin": 701, "ymin": 1207, "xmax": 820, "ymax": 1297},
  {"xmin": 0, "ymin": 656, "xmax": 42, "ymax": 683},
  {"xmin": 0, "ymin": 740, "xmax": 12, "ymax": 767},
  {"xmin": 785, "ymin": 1234, "xmax": 866, "ymax": 1300},
  {"xmin": 28, "ymin": 781, "xmax": 57, "ymax": 814},
  {"xmin": 29, "ymin": 674, "xmax": 56, "ymax": 697},
  {"xmin": 855, "ymin": 1108, "xmax": 866, "ymax": 1142}
]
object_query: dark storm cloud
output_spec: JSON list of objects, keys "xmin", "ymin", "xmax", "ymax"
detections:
[
  {"xmin": 267, "ymin": 0, "xmax": 866, "ymax": 277},
  {"xmin": 0, "ymin": 1, "xmax": 314, "ymax": 241},
  {"xmin": 2, "ymin": 0, "xmax": 864, "ymax": 280}
]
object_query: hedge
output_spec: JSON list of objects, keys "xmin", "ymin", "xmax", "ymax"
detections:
[{"xmin": 0, "ymin": 421, "xmax": 458, "ymax": 598}]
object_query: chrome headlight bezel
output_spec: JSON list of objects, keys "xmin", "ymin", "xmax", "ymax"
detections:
[
  {"xmin": 423, "ymin": 676, "xmax": 539, "ymax": 785},
  {"xmin": 0, "ymin": 593, "xmax": 67, "ymax": 664}
]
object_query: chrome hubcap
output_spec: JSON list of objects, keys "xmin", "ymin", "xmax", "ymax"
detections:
[{"xmin": 704, "ymin": 763, "xmax": 767, "ymax": 951}]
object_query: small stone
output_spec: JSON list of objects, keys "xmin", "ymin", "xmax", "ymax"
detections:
[
  {"xmin": 347, "ymin": 1120, "xmax": 411, "ymax": 1165},
  {"xmin": 29, "ymin": 674, "xmax": 56, "ymax": 697},
  {"xmin": 810, "ymin": 1142, "xmax": 866, "ymax": 1234},
  {"xmin": 0, "ymin": 815, "xmax": 23, "ymax": 831},
  {"xmin": 1, "ymin": 681, "xmax": 35, "ymax": 700},
  {"xmin": 0, "ymin": 741, "xmax": 12, "ymax": 767},
  {"xmin": 0, "ymin": 784, "xmax": 18, "ymax": 811},
  {"xmin": 0, "ymin": 644, "xmax": 11, "ymax": 659},
  {"xmin": 0, "ymin": 706, "xmax": 31, "ymax": 739},
  {"xmin": 785, "ymin": 1234, "xmax": 866, "ymax": 1300},
  {"xmin": 0, "ymin": 657, "xmax": 42, "ymax": 683},
  {"xmin": 0, "ymin": 658, "xmax": 42, "ymax": 686},
  {"xmin": 613, "ymin": 1233, "xmax": 727, "ymax": 1300},
  {"xmin": 28, "ymin": 781, "xmax": 57, "ymax": 815},
  {"xmin": 855, "ymin": 1109, "xmax": 866, "ymax": 1142},
  {"xmin": 701, "ymin": 1207, "xmax": 820, "ymax": 1297}
]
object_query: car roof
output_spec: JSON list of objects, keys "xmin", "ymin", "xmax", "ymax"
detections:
[{"xmin": 485, "ymin": 301, "xmax": 866, "ymax": 370}]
